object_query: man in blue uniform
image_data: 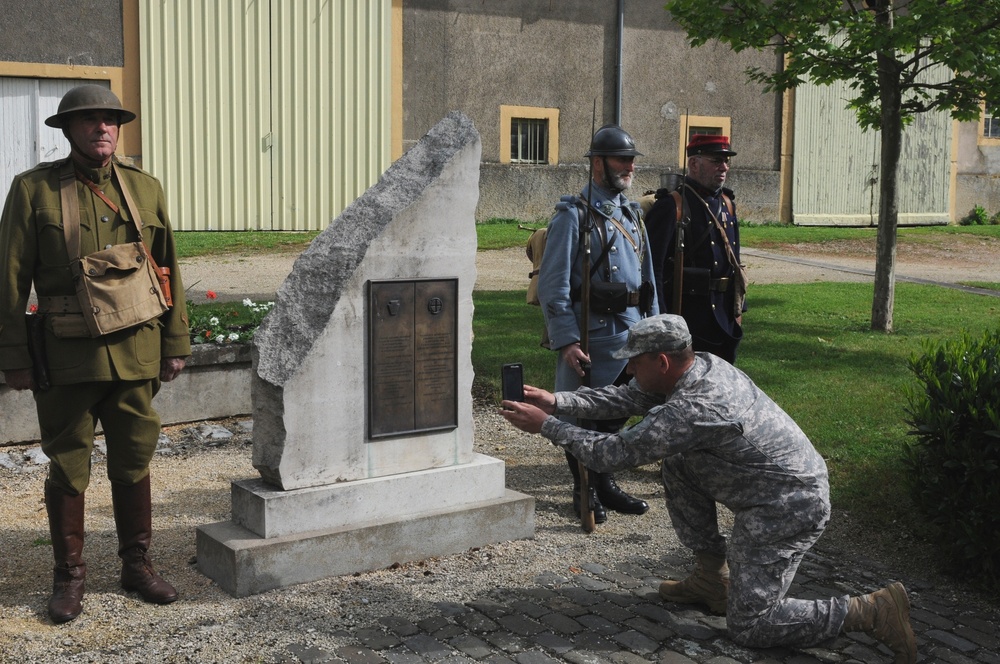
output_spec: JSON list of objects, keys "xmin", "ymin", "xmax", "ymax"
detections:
[
  {"xmin": 646, "ymin": 135, "xmax": 744, "ymax": 363},
  {"xmin": 499, "ymin": 315, "xmax": 917, "ymax": 663},
  {"xmin": 536, "ymin": 124, "xmax": 658, "ymax": 523}
]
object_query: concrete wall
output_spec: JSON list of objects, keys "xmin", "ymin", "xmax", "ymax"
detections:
[
  {"xmin": 955, "ymin": 120, "xmax": 1000, "ymax": 219},
  {"xmin": 0, "ymin": 344, "xmax": 251, "ymax": 446},
  {"xmin": 402, "ymin": 0, "xmax": 783, "ymax": 222},
  {"xmin": 0, "ymin": 0, "xmax": 124, "ymax": 66}
]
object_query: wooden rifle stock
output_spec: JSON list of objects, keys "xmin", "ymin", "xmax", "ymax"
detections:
[
  {"xmin": 577, "ymin": 100, "xmax": 597, "ymax": 533},
  {"xmin": 673, "ymin": 111, "xmax": 689, "ymax": 315},
  {"xmin": 671, "ymin": 191, "xmax": 686, "ymax": 315}
]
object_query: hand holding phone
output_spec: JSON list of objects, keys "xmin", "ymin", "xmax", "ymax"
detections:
[{"xmin": 501, "ymin": 363, "xmax": 525, "ymax": 406}]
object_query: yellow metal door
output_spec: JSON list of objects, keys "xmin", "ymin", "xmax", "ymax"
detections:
[{"xmin": 139, "ymin": 0, "xmax": 391, "ymax": 231}]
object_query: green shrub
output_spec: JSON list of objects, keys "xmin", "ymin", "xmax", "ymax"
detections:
[
  {"xmin": 903, "ymin": 328, "xmax": 1000, "ymax": 589},
  {"xmin": 990, "ymin": 211, "xmax": 1000, "ymax": 226},
  {"xmin": 960, "ymin": 205, "xmax": 990, "ymax": 226}
]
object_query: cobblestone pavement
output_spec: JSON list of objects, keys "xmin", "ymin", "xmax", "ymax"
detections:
[{"xmin": 288, "ymin": 554, "xmax": 1000, "ymax": 664}]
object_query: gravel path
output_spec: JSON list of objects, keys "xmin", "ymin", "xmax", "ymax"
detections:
[
  {"xmin": 179, "ymin": 232, "xmax": 1000, "ymax": 303},
  {"xmin": 3, "ymin": 234, "xmax": 998, "ymax": 663}
]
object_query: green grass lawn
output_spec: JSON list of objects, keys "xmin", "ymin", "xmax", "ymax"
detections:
[
  {"xmin": 472, "ymin": 280, "xmax": 1000, "ymax": 535},
  {"xmin": 473, "ymin": 217, "xmax": 1000, "ymax": 252},
  {"xmin": 173, "ymin": 219, "xmax": 1000, "ymax": 258},
  {"xmin": 174, "ymin": 230, "xmax": 319, "ymax": 258}
]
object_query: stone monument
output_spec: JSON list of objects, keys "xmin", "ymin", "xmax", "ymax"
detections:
[{"xmin": 196, "ymin": 113, "xmax": 535, "ymax": 597}]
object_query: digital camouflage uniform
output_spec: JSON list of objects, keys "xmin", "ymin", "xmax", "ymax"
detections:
[{"xmin": 539, "ymin": 352, "xmax": 849, "ymax": 648}]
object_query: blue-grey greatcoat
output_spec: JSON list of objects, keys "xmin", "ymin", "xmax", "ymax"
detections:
[
  {"xmin": 539, "ymin": 352, "xmax": 848, "ymax": 649},
  {"xmin": 537, "ymin": 181, "xmax": 659, "ymax": 393}
]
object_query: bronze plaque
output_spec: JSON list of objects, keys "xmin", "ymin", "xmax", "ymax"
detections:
[{"xmin": 369, "ymin": 279, "xmax": 458, "ymax": 438}]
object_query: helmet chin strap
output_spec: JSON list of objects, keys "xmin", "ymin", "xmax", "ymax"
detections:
[
  {"xmin": 600, "ymin": 157, "xmax": 624, "ymax": 196},
  {"xmin": 63, "ymin": 130, "xmax": 114, "ymax": 170}
]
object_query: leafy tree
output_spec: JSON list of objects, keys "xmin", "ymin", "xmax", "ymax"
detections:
[{"xmin": 666, "ymin": 0, "xmax": 1000, "ymax": 332}]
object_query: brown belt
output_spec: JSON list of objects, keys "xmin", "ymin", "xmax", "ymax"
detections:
[
  {"xmin": 37, "ymin": 295, "xmax": 83, "ymax": 314},
  {"xmin": 709, "ymin": 277, "xmax": 731, "ymax": 292},
  {"xmin": 625, "ymin": 291, "xmax": 642, "ymax": 306}
]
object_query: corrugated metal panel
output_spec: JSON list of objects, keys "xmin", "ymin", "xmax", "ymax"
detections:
[
  {"xmin": 0, "ymin": 77, "xmax": 99, "ymax": 192},
  {"xmin": 140, "ymin": 1, "xmax": 270, "ymax": 231},
  {"xmin": 794, "ymin": 74, "xmax": 880, "ymax": 226},
  {"xmin": 794, "ymin": 50, "xmax": 951, "ymax": 226},
  {"xmin": 140, "ymin": 0, "xmax": 391, "ymax": 232},
  {"xmin": 270, "ymin": 1, "xmax": 391, "ymax": 230}
]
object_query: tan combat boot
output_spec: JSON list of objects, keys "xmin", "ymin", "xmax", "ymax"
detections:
[
  {"xmin": 658, "ymin": 551, "xmax": 729, "ymax": 614},
  {"xmin": 843, "ymin": 582, "xmax": 917, "ymax": 664}
]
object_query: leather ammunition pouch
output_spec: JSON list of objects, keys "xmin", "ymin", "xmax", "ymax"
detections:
[
  {"xmin": 589, "ymin": 281, "xmax": 630, "ymax": 314},
  {"xmin": 24, "ymin": 312, "xmax": 50, "ymax": 391},
  {"xmin": 681, "ymin": 268, "xmax": 731, "ymax": 296}
]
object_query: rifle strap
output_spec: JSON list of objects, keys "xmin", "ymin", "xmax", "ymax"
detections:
[{"xmin": 682, "ymin": 183, "xmax": 741, "ymax": 275}]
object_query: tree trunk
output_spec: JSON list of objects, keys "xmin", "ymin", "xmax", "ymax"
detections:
[{"xmin": 870, "ymin": 8, "xmax": 903, "ymax": 333}]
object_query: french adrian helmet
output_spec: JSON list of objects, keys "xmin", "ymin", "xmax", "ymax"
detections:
[{"xmin": 585, "ymin": 124, "xmax": 643, "ymax": 157}]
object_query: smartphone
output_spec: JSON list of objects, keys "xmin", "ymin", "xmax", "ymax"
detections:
[{"xmin": 501, "ymin": 363, "xmax": 525, "ymax": 404}]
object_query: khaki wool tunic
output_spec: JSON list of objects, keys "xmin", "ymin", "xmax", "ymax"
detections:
[{"xmin": 0, "ymin": 157, "xmax": 191, "ymax": 383}]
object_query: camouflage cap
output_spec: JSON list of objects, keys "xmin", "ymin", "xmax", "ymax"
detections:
[{"xmin": 611, "ymin": 314, "xmax": 692, "ymax": 359}]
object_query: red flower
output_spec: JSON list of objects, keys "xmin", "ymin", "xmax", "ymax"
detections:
[
  {"xmin": 29, "ymin": 304, "xmax": 38, "ymax": 313},
  {"xmin": 205, "ymin": 330, "xmax": 212, "ymax": 337},
  {"xmin": 206, "ymin": 290, "xmax": 218, "ymax": 299}
]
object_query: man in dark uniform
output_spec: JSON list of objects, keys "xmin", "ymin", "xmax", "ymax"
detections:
[
  {"xmin": 0, "ymin": 85, "xmax": 190, "ymax": 623},
  {"xmin": 646, "ymin": 135, "xmax": 744, "ymax": 363}
]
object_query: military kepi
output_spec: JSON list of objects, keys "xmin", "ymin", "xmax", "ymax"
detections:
[
  {"xmin": 612, "ymin": 314, "xmax": 692, "ymax": 359},
  {"xmin": 686, "ymin": 134, "xmax": 737, "ymax": 157}
]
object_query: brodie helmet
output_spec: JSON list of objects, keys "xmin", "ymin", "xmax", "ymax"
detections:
[
  {"xmin": 585, "ymin": 124, "xmax": 643, "ymax": 157},
  {"xmin": 45, "ymin": 84, "xmax": 136, "ymax": 129}
]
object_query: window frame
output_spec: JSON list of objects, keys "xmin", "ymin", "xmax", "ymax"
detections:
[
  {"xmin": 500, "ymin": 105, "xmax": 559, "ymax": 165},
  {"xmin": 678, "ymin": 114, "xmax": 731, "ymax": 166},
  {"xmin": 980, "ymin": 101, "xmax": 1000, "ymax": 146}
]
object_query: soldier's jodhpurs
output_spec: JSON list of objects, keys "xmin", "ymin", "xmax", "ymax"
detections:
[{"xmin": 35, "ymin": 379, "xmax": 161, "ymax": 494}]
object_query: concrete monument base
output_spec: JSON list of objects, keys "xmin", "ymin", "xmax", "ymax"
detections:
[{"xmin": 196, "ymin": 454, "xmax": 534, "ymax": 597}]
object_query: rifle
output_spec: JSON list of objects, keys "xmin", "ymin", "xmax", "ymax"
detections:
[
  {"xmin": 577, "ymin": 100, "xmax": 597, "ymax": 533},
  {"xmin": 671, "ymin": 112, "xmax": 690, "ymax": 315}
]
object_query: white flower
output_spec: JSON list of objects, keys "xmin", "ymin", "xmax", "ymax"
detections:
[
  {"xmin": 243, "ymin": 298, "xmax": 253, "ymax": 307},
  {"xmin": 209, "ymin": 317, "xmax": 219, "ymax": 326},
  {"xmin": 228, "ymin": 333, "xmax": 240, "ymax": 342}
]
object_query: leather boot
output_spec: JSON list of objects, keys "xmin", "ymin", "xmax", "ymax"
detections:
[
  {"xmin": 658, "ymin": 551, "xmax": 729, "ymax": 614},
  {"xmin": 566, "ymin": 451, "xmax": 607, "ymax": 524},
  {"xmin": 592, "ymin": 472, "xmax": 649, "ymax": 515},
  {"xmin": 45, "ymin": 481, "xmax": 87, "ymax": 623},
  {"xmin": 111, "ymin": 474, "xmax": 178, "ymax": 604},
  {"xmin": 843, "ymin": 582, "xmax": 917, "ymax": 664}
]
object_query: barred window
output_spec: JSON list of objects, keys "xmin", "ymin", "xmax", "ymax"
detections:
[
  {"xmin": 510, "ymin": 118, "xmax": 549, "ymax": 164},
  {"xmin": 687, "ymin": 125, "xmax": 723, "ymax": 142}
]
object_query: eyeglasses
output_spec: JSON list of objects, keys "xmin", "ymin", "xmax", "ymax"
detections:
[{"xmin": 697, "ymin": 156, "xmax": 731, "ymax": 166}]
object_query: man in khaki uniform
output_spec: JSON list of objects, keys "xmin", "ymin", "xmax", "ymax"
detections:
[{"xmin": 0, "ymin": 85, "xmax": 190, "ymax": 623}]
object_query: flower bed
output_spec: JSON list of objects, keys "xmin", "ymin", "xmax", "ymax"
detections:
[{"xmin": 189, "ymin": 297, "xmax": 274, "ymax": 345}]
